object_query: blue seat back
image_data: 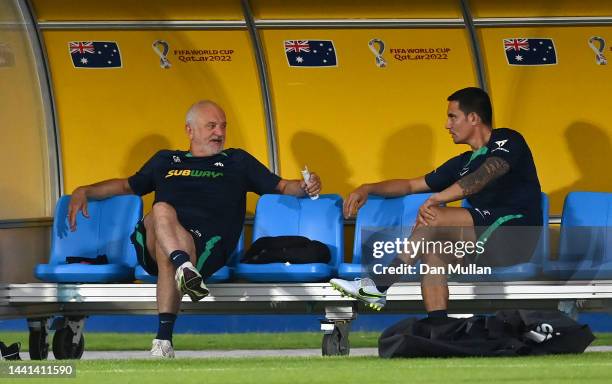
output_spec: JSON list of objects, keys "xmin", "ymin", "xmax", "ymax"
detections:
[
  {"xmin": 559, "ymin": 192, "xmax": 612, "ymax": 263},
  {"xmin": 252, "ymin": 194, "xmax": 343, "ymax": 269},
  {"xmin": 50, "ymin": 195, "xmax": 143, "ymax": 266},
  {"xmin": 353, "ymin": 194, "xmax": 431, "ymax": 264}
]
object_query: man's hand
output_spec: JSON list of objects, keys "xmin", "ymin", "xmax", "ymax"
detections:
[
  {"xmin": 64, "ymin": 178, "xmax": 132, "ymax": 231},
  {"xmin": 67, "ymin": 187, "xmax": 89, "ymax": 231},
  {"xmin": 301, "ymin": 172, "xmax": 321, "ymax": 198},
  {"xmin": 417, "ymin": 194, "xmax": 442, "ymax": 226},
  {"xmin": 277, "ymin": 172, "xmax": 321, "ymax": 197},
  {"xmin": 343, "ymin": 185, "xmax": 370, "ymax": 219}
]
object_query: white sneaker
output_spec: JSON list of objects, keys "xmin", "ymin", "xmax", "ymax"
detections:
[
  {"xmin": 330, "ymin": 277, "xmax": 387, "ymax": 311},
  {"xmin": 175, "ymin": 262, "xmax": 209, "ymax": 302},
  {"xmin": 150, "ymin": 339, "xmax": 175, "ymax": 358}
]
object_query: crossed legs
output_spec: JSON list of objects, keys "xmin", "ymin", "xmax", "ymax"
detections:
[{"xmin": 143, "ymin": 202, "xmax": 198, "ymax": 314}]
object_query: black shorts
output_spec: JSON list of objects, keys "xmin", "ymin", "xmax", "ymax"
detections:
[
  {"xmin": 130, "ymin": 219, "xmax": 228, "ymax": 280},
  {"xmin": 465, "ymin": 207, "xmax": 542, "ymax": 267}
]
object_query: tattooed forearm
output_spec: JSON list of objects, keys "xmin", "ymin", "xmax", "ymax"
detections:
[{"xmin": 457, "ymin": 157, "xmax": 510, "ymax": 196}]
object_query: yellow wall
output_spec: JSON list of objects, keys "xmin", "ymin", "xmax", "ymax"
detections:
[
  {"xmin": 471, "ymin": 0, "xmax": 612, "ymax": 18},
  {"xmin": 43, "ymin": 29, "xmax": 268, "ymax": 213},
  {"xmin": 251, "ymin": 0, "xmax": 462, "ymax": 19},
  {"xmin": 263, "ymin": 28, "xmax": 477, "ymax": 196},
  {"xmin": 32, "ymin": 0, "xmax": 243, "ymax": 21},
  {"xmin": 479, "ymin": 26, "xmax": 612, "ymax": 213},
  {"xmin": 26, "ymin": 0, "xmax": 612, "ymax": 218}
]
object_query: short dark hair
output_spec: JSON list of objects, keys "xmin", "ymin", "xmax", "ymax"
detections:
[{"xmin": 447, "ymin": 87, "xmax": 492, "ymax": 127}]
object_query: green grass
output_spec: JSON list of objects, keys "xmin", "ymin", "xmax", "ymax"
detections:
[
  {"xmin": 593, "ymin": 332, "xmax": 612, "ymax": 346},
  {"xmin": 2, "ymin": 353, "xmax": 612, "ymax": 384},
  {"xmin": 0, "ymin": 331, "xmax": 380, "ymax": 351},
  {"xmin": 1, "ymin": 332, "xmax": 610, "ymax": 383},
  {"xmin": 1, "ymin": 331, "xmax": 610, "ymax": 351}
]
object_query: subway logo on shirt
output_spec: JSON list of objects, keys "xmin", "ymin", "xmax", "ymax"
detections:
[{"xmin": 165, "ymin": 169, "xmax": 224, "ymax": 179}]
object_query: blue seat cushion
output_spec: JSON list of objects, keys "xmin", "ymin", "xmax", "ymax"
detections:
[
  {"xmin": 206, "ymin": 266, "xmax": 232, "ymax": 283},
  {"xmin": 35, "ymin": 263, "xmax": 133, "ymax": 283},
  {"xmin": 134, "ymin": 265, "xmax": 157, "ymax": 283},
  {"xmin": 337, "ymin": 263, "xmax": 365, "ymax": 280},
  {"xmin": 134, "ymin": 265, "xmax": 232, "ymax": 284},
  {"xmin": 235, "ymin": 263, "xmax": 332, "ymax": 282},
  {"xmin": 544, "ymin": 260, "xmax": 612, "ymax": 280}
]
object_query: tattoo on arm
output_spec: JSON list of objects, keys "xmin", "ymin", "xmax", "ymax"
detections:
[{"xmin": 457, "ymin": 157, "xmax": 510, "ymax": 196}]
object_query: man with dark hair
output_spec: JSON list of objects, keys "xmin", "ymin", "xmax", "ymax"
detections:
[
  {"xmin": 447, "ymin": 87, "xmax": 493, "ymax": 127},
  {"xmin": 67, "ymin": 100, "xmax": 321, "ymax": 357},
  {"xmin": 331, "ymin": 87, "xmax": 541, "ymax": 317}
]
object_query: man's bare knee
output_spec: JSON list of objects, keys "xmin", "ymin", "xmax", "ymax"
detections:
[
  {"xmin": 425, "ymin": 206, "xmax": 447, "ymax": 228},
  {"xmin": 427, "ymin": 207, "xmax": 444, "ymax": 227},
  {"xmin": 151, "ymin": 202, "xmax": 177, "ymax": 220},
  {"xmin": 147, "ymin": 202, "xmax": 196, "ymax": 260},
  {"xmin": 428, "ymin": 207, "xmax": 474, "ymax": 227},
  {"xmin": 150, "ymin": 202, "xmax": 181, "ymax": 237}
]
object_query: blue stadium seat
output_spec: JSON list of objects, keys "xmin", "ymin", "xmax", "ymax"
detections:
[
  {"xmin": 134, "ymin": 231, "xmax": 244, "ymax": 284},
  {"xmin": 338, "ymin": 194, "xmax": 432, "ymax": 281},
  {"xmin": 35, "ymin": 195, "xmax": 142, "ymax": 283},
  {"xmin": 235, "ymin": 194, "xmax": 343, "ymax": 282},
  {"xmin": 543, "ymin": 192, "xmax": 612, "ymax": 280},
  {"xmin": 457, "ymin": 193, "xmax": 549, "ymax": 281}
]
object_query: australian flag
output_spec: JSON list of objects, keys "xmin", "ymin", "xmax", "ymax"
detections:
[
  {"xmin": 504, "ymin": 38, "xmax": 557, "ymax": 66},
  {"xmin": 284, "ymin": 40, "xmax": 337, "ymax": 67},
  {"xmin": 69, "ymin": 41, "xmax": 122, "ymax": 68}
]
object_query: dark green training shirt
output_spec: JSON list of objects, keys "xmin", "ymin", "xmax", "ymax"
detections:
[
  {"xmin": 128, "ymin": 148, "xmax": 281, "ymax": 254},
  {"xmin": 425, "ymin": 128, "xmax": 542, "ymax": 223}
]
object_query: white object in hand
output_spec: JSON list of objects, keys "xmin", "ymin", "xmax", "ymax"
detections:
[{"xmin": 301, "ymin": 166, "xmax": 319, "ymax": 200}]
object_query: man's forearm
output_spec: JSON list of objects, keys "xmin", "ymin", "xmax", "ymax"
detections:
[
  {"xmin": 278, "ymin": 179, "xmax": 306, "ymax": 197},
  {"xmin": 436, "ymin": 157, "xmax": 510, "ymax": 203},
  {"xmin": 76, "ymin": 178, "xmax": 133, "ymax": 199},
  {"xmin": 362, "ymin": 179, "xmax": 417, "ymax": 197},
  {"xmin": 432, "ymin": 183, "xmax": 465, "ymax": 204}
]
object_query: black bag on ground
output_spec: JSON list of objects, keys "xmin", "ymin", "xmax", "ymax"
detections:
[
  {"xmin": 378, "ymin": 310, "xmax": 594, "ymax": 358},
  {"xmin": 0, "ymin": 341, "xmax": 22, "ymax": 360},
  {"xmin": 242, "ymin": 236, "xmax": 331, "ymax": 264}
]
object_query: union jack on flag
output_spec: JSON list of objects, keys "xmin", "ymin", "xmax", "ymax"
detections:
[
  {"xmin": 69, "ymin": 41, "xmax": 95, "ymax": 54},
  {"xmin": 284, "ymin": 40, "xmax": 310, "ymax": 53},
  {"xmin": 503, "ymin": 38, "xmax": 530, "ymax": 52}
]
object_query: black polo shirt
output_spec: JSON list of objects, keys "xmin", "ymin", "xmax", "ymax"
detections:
[
  {"xmin": 425, "ymin": 128, "xmax": 542, "ymax": 223},
  {"xmin": 128, "ymin": 148, "xmax": 281, "ymax": 254}
]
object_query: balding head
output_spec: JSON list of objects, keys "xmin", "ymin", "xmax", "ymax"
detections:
[
  {"xmin": 185, "ymin": 100, "xmax": 223, "ymax": 127},
  {"xmin": 184, "ymin": 100, "xmax": 227, "ymax": 156}
]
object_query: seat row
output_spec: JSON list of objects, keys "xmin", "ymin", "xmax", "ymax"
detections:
[{"xmin": 35, "ymin": 192, "xmax": 612, "ymax": 283}]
